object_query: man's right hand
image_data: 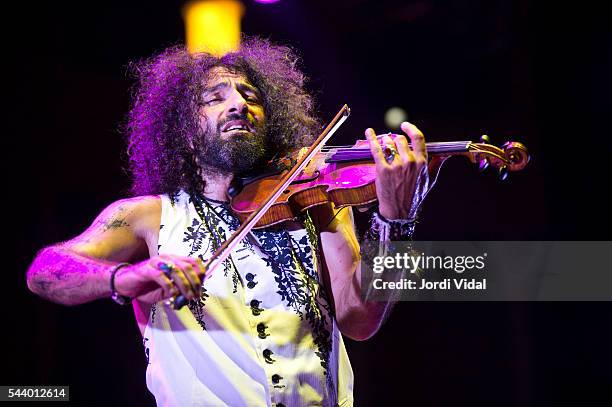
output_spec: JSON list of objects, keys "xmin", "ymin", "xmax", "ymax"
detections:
[
  {"xmin": 26, "ymin": 195, "xmax": 201, "ymax": 307},
  {"xmin": 114, "ymin": 255, "xmax": 206, "ymax": 304}
]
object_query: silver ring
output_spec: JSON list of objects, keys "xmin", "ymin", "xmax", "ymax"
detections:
[
  {"xmin": 157, "ymin": 262, "xmax": 180, "ymax": 306},
  {"xmin": 384, "ymin": 146, "xmax": 398, "ymax": 162}
]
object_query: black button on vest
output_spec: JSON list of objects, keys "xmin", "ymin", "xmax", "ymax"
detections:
[
  {"xmin": 257, "ymin": 323, "xmax": 268, "ymax": 339},
  {"xmin": 246, "ymin": 272, "xmax": 258, "ymax": 289},
  {"xmin": 263, "ymin": 349, "xmax": 275, "ymax": 364},
  {"xmin": 250, "ymin": 299, "xmax": 263, "ymax": 316}
]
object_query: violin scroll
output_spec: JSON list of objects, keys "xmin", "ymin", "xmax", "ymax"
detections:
[
  {"xmin": 502, "ymin": 141, "xmax": 530, "ymax": 171},
  {"xmin": 466, "ymin": 139, "xmax": 529, "ymax": 179}
]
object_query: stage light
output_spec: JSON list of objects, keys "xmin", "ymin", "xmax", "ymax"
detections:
[
  {"xmin": 254, "ymin": 0, "xmax": 280, "ymax": 3},
  {"xmin": 384, "ymin": 107, "xmax": 408, "ymax": 129},
  {"xmin": 182, "ymin": 0, "xmax": 244, "ymax": 55}
]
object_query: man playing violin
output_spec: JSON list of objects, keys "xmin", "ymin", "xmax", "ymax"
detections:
[{"xmin": 27, "ymin": 37, "xmax": 430, "ymax": 406}]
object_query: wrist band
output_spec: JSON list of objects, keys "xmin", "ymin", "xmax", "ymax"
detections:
[
  {"xmin": 110, "ymin": 262, "xmax": 132, "ymax": 305},
  {"xmin": 368, "ymin": 211, "xmax": 416, "ymax": 242},
  {"xmin": 361, "ymin": 211, "xmax": 417, "ymax": 308}
]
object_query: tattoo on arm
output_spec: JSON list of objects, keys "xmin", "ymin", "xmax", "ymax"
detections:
[
  {"xmin": 102, "ymin": 217, "xmax": 130, "ymax": 232},
  {"xmin": 27, "ymin": 246, "xmax": 115, "ymax": 305},
  {"xmin": 96, "ymin": 206, "xmax": 132, "ymax": 232}
]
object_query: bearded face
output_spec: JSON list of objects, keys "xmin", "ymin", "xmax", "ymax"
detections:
[
  {"xmin": 195, "ymin": 112, "xmax": 268, "ymax": 174},
  {"xmin": 193, "ymin": 67, "xmax": 269, "ymax": 175}
]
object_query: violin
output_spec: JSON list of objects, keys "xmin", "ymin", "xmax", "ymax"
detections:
[
  {"xmin": 229, "ymin": 132, "xmax": 529, "ymax": 229},
  {"xmin": 170, "ymin": 104, "xmax": 529, "ymax": 309}
]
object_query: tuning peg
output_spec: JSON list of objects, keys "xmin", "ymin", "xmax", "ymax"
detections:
[
  {"xmin": 480, "ymin": 134, "xmax": 491, "ymax": 144},
  {"xmin": 478, "ymin": 158, "xmax": 490, "ymax": 172},
  {"xmin": 498, "ymin": 165, "xmax": 509, "ymax": 181}
]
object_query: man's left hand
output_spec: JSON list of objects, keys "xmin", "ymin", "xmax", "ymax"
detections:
[{"xmin": 365, "ymin": 121, "xmax": 429, "ymax": 220}]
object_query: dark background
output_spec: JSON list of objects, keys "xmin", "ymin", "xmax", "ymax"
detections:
[{"xmin": 7, "ymin": 0, "xmax": 611, "ymax": 405}]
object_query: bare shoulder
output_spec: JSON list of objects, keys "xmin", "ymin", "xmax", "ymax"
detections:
[
  {"xmin": 85, "ymin": 195, "xmax": 161, "ymax": 236},
  {"xmin": 114, "ymin": 195, "xmax": 162, "ymax": 234},
  {"xmin": 62, "ymin": 195, "xmax": 161, "ymax": 262}
]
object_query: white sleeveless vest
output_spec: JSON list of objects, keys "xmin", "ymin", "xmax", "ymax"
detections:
[{"xmin": 143, "ymin": 191, "xmax": 354, "ymax": 406}]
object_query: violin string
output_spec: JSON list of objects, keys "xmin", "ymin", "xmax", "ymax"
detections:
[
  {"xmin": 323, "ymin": 142, "xmax": 467, "ymax": 146},
  {"xmin": 324, "ymin": 146, "xmax": 464, "ymax": 150},
  {"xmin": 321, "ymin": 142, "xmax": 470, "ymax": 154},
  {"xmin": 322, "ymin": 142, "xmax": 470, "ymax": 150}
]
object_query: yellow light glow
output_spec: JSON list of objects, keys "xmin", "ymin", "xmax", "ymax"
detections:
[{"xmin": 182, "ymin": 0, "xmax": 244, "ymax": 55}]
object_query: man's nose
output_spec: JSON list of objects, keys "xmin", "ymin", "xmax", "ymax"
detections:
[{"xmin": 228, "ymin": 92, "xmax": 248, "ymax": 115}]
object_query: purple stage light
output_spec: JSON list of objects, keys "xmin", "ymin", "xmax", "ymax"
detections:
[{"xmin": 254, "ymin": 0, "xmax": 280, "ymax": 4}]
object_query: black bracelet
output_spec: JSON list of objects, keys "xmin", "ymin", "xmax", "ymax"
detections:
[{"xmin": 110, "ymin": 262, "xmax": 132, "ymax": 305}]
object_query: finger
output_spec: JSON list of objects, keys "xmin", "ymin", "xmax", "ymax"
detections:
[
  {"xmin": 196, "ymin": 257, "xmax": 207, "ymax": 278},
  {"xmin": 172, "ymin": 259, "xmax": 201, "ymax": 296},
  {"xmin": 185, "ymin": 256, "xmax": 206, "ymax": 283},
  {"xmin": 365, "ymin": 128, "xmax": 389, "ymax": 168},
  {"xmin": 168, "ymin": 265, "xmax": 195, "ymax": 299},
  {"xmin": 380, "ymin": 135, "xmax": 400, "ymax": 163},
  {"xmin": 150, "ymin": 271, "xmax": 179, "ymax": 299},
  {"xmin": 400, "ymin": 121, "xmax": 427, "ymax": 160},
  {"xmin": 157, "ymin": 256, "xmax": 196, "ymax": 299},
  {"xmin": 394, "ymin": 134, "xmax": 416, "ymax": 164},
  {"xmin": 178, "ymin": 256, "xmax": 207, "ymax": 278}
]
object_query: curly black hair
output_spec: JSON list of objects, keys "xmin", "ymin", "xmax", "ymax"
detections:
[{"xmin": 125, "ymin": 36, "xmax": 321, "ymax": 196}]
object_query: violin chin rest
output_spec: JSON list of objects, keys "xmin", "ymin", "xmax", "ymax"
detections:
[{"xmin": 227, "ymin": 181, "xmax": 243, "ymax": 198}]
